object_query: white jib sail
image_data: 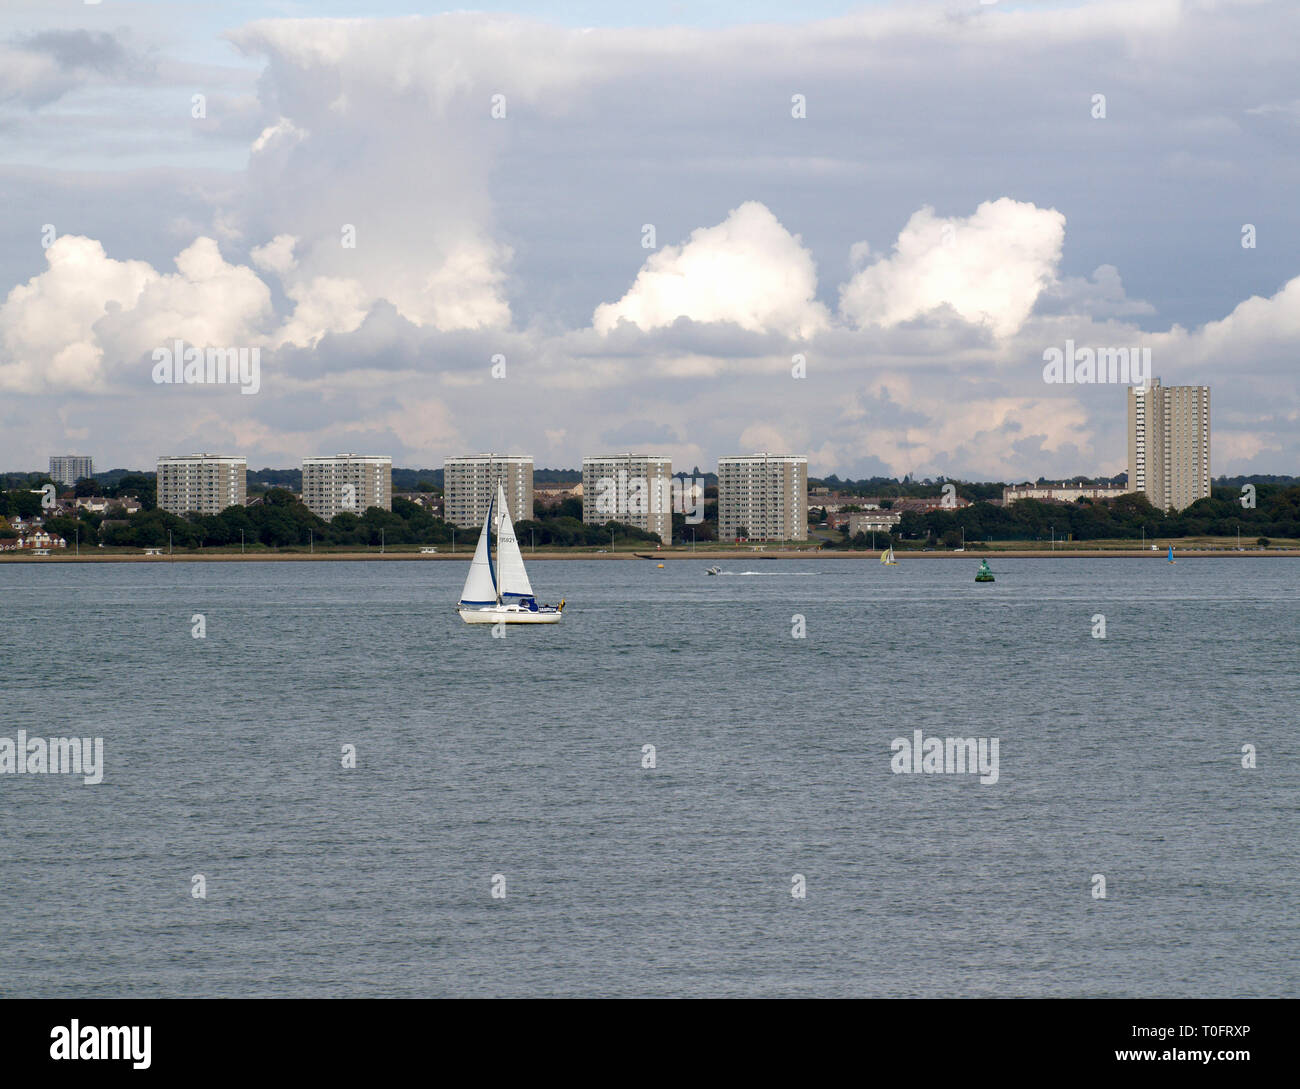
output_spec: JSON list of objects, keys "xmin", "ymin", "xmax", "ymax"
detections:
[
  {"xmin": 493, "ymin": 483, "xmax": 534, "ymax": 600},
  {"xmin": 458, "ymin": 500, "xmax": 498, "ymax": 605}
]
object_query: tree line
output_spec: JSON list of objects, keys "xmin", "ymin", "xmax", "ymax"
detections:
[
  {"xmin": 824, "ymin": 485, "xmax": 1300, "ymax": 548},
  {"xmin": 2, "ymin": 486, "xmax": 662, "ymax": 549}
]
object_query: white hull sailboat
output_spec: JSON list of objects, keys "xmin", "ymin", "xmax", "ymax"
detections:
[
  {"xmin": 880, "ymin": 545, "xmax": 897, "ymax": 565},
  {"xmin": 460, "ymin": 603, "xmax": 561, "ymax": 624},
  {"xmin": 457, "ymin": 483, "xmax": 564, "ymax": 624}
]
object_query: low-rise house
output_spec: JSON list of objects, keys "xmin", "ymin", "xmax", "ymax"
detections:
[
  {"xmin": 394, "ymin": 492, "xmax": 442, "ymax": 513},
  {"xmin": 889, "ymin": 496, "xmax": 974, "ymax": 514},
  {"xmin": 534, "ymin": 484, "xmax": 581, "ymax": 505},
  {"xmin": 847, "ymin": 510, "xmax": 903, "ymax": 535},
  {"xmin": 1002, "ymin": 483, "xmax": 1127, "ymax": 505},
  {"xmin": 806, "ymin": 492, "xmax": 870, "ymax": 513},
  {"xmin": 17, "ymin": 531, "xmax": 67, "ymax": 550}
]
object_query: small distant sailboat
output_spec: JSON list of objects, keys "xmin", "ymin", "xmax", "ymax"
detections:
[
  {"xmin": 975, "ymin": 558, "xmax": 995, "ymax": 582},
  {"xmin": 1167, "ymin": 544, "xmax": 1176, "ymax": 564},
  {"xmin": 457, "ymin": 483, "xmax": 564, "ymax": 624},
  {"xmin": 880, "ymin": 545, "xmax": 897, "ymax": 566}
]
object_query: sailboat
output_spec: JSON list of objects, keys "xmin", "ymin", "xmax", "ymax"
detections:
[
  {"xmin": 457, "ymin": 483, "xmax": 564, "ymax": 624},
  {"xmin": 880, "ymin": 545, "xmax": 897, "ymax": 565},
  {"xmin": 1167, "ymin": 544, "xmax": 1176, "ymax": 564}
]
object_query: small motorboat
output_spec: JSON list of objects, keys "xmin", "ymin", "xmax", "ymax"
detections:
[{"xmin": 705, "ymin": 565, "xmax": 720, "ymax": 575}]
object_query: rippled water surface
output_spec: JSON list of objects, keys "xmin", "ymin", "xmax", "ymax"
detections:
[{"xmin": 1, "ymin": 556, "xmax": 1296, "ymax": 996}]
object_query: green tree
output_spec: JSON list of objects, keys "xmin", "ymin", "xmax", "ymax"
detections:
[
  {"xmin": 7, "ymin": 489, "xmax": 42, "ymax": 518},
  {"xmin": 44, "ymin": 515, "xmax": 81, "ymax": 541},
  {"xmin": 111, "ymin": 473, "xmax": 156, "ymax": 510}
]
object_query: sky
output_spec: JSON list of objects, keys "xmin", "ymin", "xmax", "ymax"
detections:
[{"xmin": 1, "ymin": 0, "xmax": 1298, "ymax": 480}]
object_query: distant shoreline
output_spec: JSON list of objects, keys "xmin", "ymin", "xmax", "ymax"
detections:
[{"xmin": 1, "ymin": 548, "xmax": 1295, "ymax": 563}]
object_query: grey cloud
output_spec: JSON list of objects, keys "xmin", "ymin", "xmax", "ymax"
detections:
[
  {"xmin": 598, "ymin": 420, "xmax": 681, "ymax": 447},
  {"xmin": 18, "ymin": 30, "xmax": 131, "ymax": 73}
]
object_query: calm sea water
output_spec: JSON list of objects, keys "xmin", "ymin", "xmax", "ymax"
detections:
[{"xmin": 1, "ymin": 556, "xmax": 1296, "ymax": 998}]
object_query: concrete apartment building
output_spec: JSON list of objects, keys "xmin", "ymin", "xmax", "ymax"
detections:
[
  {"xmin": 581, "ymin": 453, "xmax": 673, "ymax": 543},
  {"xmin": 444, "ymin": 454, "xmax": 533, "ymax": 528},
  {"xmin": 1003, "ymin": 483, "xmax": 1127, "ymax": 505},
  {"xmin": 157, "ymin": 454, "xmax": 246, "ymax": 515},
  {"xmin": 302, "ymin": 454, "xmax": 392, "ymax": 519},
  {"xmin": 1128, "ymin": 380, "xmax": 1211, "ymax": 511},
  {"xmin": 49, "ymin": 455, "xmax": 93, "ymax": 487},
  {"xmin": 717, "ymin": 454, "xmax": 808, "ymax": 542}
]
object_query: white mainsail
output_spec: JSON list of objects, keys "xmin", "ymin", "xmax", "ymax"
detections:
[
  {"xmin": 458, "ymin": 497, "xmax": 499, "ymax": 605},
  {"xmin": 493, "ymin": 483, "xmax": 534, "ymax": 600}
]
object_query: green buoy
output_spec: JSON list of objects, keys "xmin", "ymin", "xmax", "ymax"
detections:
[{"xmin": 975, "ymin": 559, "xmax": 995, "ymax": 583}]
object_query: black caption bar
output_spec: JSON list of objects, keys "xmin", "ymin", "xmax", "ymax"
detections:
[{"xmin": 5, "ymin": 998, "xmax": 1290, "ymax": 1078}]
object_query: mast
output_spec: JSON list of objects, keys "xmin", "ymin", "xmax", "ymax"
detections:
[{"xmin": 494, "ymin": 487, "xmax": 503, "ymax": 605}]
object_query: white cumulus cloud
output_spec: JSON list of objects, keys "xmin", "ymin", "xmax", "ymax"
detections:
[
  {"xmin": 593, "ymin": 201, "xmax": 830, "ymax": 338},
  {"xmin": 250, "ymin": 233, "xmax": 298, "ymax": 277},
  {"xmin": 0, "ymin": 235, "xmax": 274, "ymax": 392},
  {"xmin": 0, "ymin": 236, "xmax": 154, "ymax": 392},
  {"xmin": 105, "ymin": 237, "xmax": 273, "ymax": 358},
  {"xmin": 838, "ymin": 198, "xmax": 1066, "ymax": 339}
]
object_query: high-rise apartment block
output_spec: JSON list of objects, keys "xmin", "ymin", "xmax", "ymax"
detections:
[
  {"xmin": 302, "ymin": 455, "xmax": 392, "ymax": 520},
  {"xmin": 1127, "ymin": 380, "xmax": 1211, "ymax": 511},
  {"xmin": 581, "ymin": 453, "xmax": 673, "ymax": 543},
  {"xmin": 49, "ymin": 455, "xmax": 93, "ymax": 487},
  {"xmin": 717, "ymin": 454, "xmax": 808, "ymax": 542},
  {"xmin": 443, "ymin": 455, "xmax": 533, "ymax": 528},
  {"xmin": 156, "ymin": 454, "xmax": 247, "ymax": 515}
]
